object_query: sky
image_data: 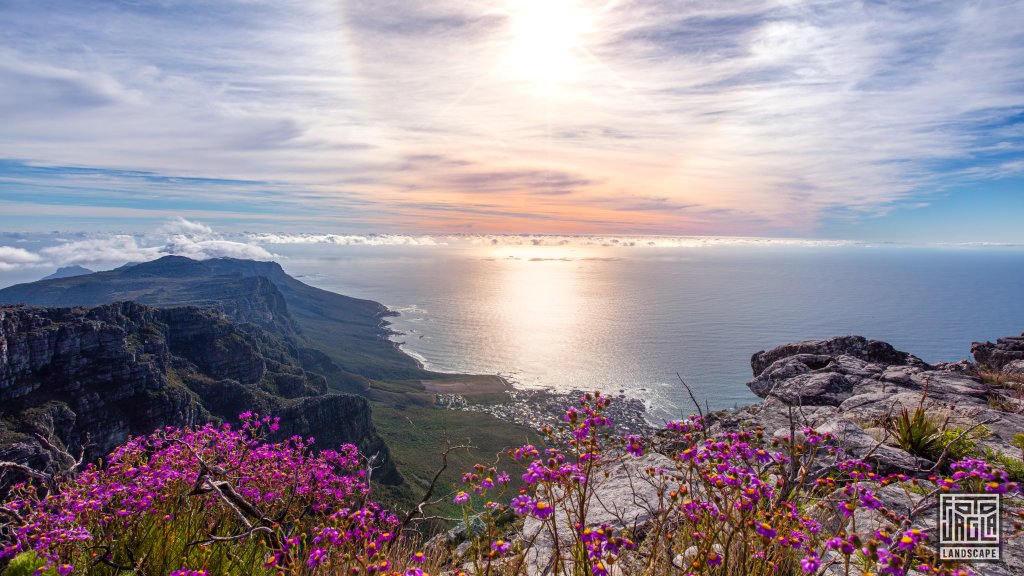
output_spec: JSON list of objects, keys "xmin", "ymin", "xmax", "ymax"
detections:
[{"xmin": 1, "ymin": 0, "xmax": 1023, "ymax": 242}]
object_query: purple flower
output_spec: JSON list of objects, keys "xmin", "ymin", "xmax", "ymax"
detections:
[
  {"xmin": 800, "ymin": 554, "xmax": 820, "ymax": 573},
  {"xmin": 511, "ymin": 495, "xmax": 535, "ymax": 515},
  {"xmin": 898, "ymin": 528, "xmax": 925, "ymax": 551},
  {"xmin": 490, "ymin": 539, "xmax": 511, "ymax": 556},
  {"xmin": 625, "ymin": 435, "xmax": 644, "ymax": 457},
  {"xmin": 533, "ymin": 500, "xmax": 554, "ymax": 519},
  {"xmin": 306, "ymin": 547, "xmax": 327, "ymax": 567}
]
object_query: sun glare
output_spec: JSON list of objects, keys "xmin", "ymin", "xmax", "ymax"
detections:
[{"xmin": 506, "ymin": 0, "xmax": 592, "ymax": 86}]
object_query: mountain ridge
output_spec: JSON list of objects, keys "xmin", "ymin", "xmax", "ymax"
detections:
[
  {"xmin": 0, "ymin": 301, "xmax": 402, "ymax": 487},
  {"xmin": 0, "ymin": 256, "xmax": 431, "ymax": 388}
]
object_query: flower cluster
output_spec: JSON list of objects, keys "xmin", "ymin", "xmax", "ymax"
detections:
[
  {"xmin": 1, "ymin": 413, "xmax": 406, "ymax": 575},
  {"xmin": 3, "ymin": 395, "xmax": 1022, "ymax": 576},
  {"xmin": 446, "ymin": 394, "xmax": 1021, "ymax": 576}
]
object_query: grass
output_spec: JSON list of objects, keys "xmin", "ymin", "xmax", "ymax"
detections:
[
  {"xmin": 370, "ymin": 401, "xmax": 539, "ymax": 519},
  {"xmin": 974, "ymin": 366, "xmax": 1024, "ymax": 388}
]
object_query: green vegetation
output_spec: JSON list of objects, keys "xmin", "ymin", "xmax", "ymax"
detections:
[
  {"xmin": 885, "ymin": 403, "xmax": 942, "ymax": 459},
  {"xmin": 984, "ymin": 448, "xmax": 1024, "ymax": 483},
  {"xmin": 933, "ymin": 427, "xmax": 977, "ymax": 461}
]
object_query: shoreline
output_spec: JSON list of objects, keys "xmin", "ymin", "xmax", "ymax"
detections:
[{"xmin": 382, "ymin": 305, "xmax": 653, "ymax": 434}]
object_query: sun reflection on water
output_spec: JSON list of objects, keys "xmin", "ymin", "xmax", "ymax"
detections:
[{"xmin": 477, "ymin": 245, "xmax": 601, "ymax": 386}]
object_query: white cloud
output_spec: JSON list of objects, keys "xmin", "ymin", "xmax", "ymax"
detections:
[
  {"xmin": 0, "ymin": 1, "xmax": 1021, "ymax": 236},
  {"xmin": 243, "ymin": 232, "xmax": 857, "ymax": 249},
  {"xmin": 40, "ymin": 236, "xmax": 160, "ymax": 266},
  {"xmin": 162, "ymin": 236, "xmax": 275, "ymax": 260},
  {"xmin": 0, "ymin": 246, "xmax": 43, "ymax": 271},
  {"xmin": 247, "ymin": 233, "xmax": 441, "ymax": 246},
  {"xmin": 3, "ymin": 218, "xmax": 275, "ymax": 270},
  {"xmin": 159, "ymin": 217, "xmax": 215, "ymax": 238}
]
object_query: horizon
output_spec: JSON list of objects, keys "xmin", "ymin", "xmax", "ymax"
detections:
[
  {"xmin": 3, "ymin": 218, "xmax": 1024, "ymax": 286},
  {"xmin": 1, "ymin": 1, "xmax": 1023, "ymax": 243}
]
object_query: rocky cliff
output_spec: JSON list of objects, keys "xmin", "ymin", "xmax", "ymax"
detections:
[
  {"xmin": 0, "ymin": 302, "xmax": 401, "ymax": 486},
  {"xmin": 0, "ymin": 255, "xmax": 429, "ymax": 385},
  {"xmin": 728, "ymin": 334, "xmax": 1024, "ymax": 468}
]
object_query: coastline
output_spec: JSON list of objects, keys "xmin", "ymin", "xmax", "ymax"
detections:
[{"xmin": 383, "ymin": 306, "xmax": 652, "ymax": 434}]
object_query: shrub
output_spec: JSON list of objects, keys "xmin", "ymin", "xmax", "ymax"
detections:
[
  {"xmin": 1013, "ymin": 433, "xmax": 1024, "ymax": 459},
  {"xmin": 933, "ymin": 428, "xmax": 977, "ymax": 461},
  {"xmin": 1, "ymin": 399, "xmax": 1021, "ymax": 576},
  {"xmin": 885, "ymin": 404, "xmax": 942, "ymax": 459},
  {"xmin": 984, "ymin": 449, "xmax": 1024, "ymax": 484},
  {"xmin": 0, "ymin": 413, "xmax": 409, "ymax": 575},
  {"xmin": 449, "ymin": 393, "xmax": 1020, "ymax": 576}
]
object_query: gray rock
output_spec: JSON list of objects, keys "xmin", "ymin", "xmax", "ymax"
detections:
[
  {"xmin": 972, "ymin": 333, "xmax": 1024, "ymax": 371},
  {"xmin": 1002, "ymin": 359, "xmax": 1024, "ymax": 375},
  {"xmin": 816, "ymin": 418, "xmax": 929, "ymax": 474},
  {"xmin": 751, "ymin": 336, "xmax": 919, "ymax": 378}
]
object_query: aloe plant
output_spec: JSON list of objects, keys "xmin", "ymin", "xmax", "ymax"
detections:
[{"xmin": 886, "ymin": 404, "xmax": 942, "ymax": 459}]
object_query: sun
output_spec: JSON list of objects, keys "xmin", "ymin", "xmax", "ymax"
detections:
[{"xmin": 505, "ymin": 0, "xmax": 593, "ymax": 87}]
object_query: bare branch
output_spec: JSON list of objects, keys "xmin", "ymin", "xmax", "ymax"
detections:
[
  {"xmin": 676, "ymin": 372, "xmax": 705, "ymax": 424},
  {"xmin": 187, "ymin": 525, "xmax": 276, "ymax": 548},
  {"xmin": 928, "ymin": 417, "xmax": 998, "ymax": 473},
  {"xmin": 399, "ymin": 437, "xmax": 474, "ymax": 531}
]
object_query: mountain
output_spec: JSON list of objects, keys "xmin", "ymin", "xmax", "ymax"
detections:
[
  {"xmin": 0, "ymin": 302, "xmax": 401, "ymax": 486},
  {"xmin": 41, "ymin": 265, "xmax": 94, "ymax": 280},
  {"xmin": 0, "ymin": 256, "xmax": 432, "ymax": 388}
]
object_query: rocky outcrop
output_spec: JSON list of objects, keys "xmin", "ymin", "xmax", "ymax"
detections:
[
  {"xmin": 0, "ymin": 302, "xmax": 400, "ymax": 487},
  {"xmin": 677, "ymin": 334, "xmax": 1023, "ymax": 575},
  {"xmin": 750, "ymin": 336, "xmax": 915, "ymax": 378},
  {"xmin": 731, "ymin": 335, "xmax": 1024, "ymax": 474},
  {"xmin": 972, "ymin": 332, "xmax": 1024, "ymax": 372}
]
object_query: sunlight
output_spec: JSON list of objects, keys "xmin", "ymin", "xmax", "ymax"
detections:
[{"xmin": 505, "ymin": 0, "xmax": 592, "ymax": 86}]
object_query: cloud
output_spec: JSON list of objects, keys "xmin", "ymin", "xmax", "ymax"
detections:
[
  {"xmin": 161, "ymin": 236, "xmax": 276, "ymax": 261},
  {"xmin": 248, "ymin": 233, "xmax": 440, "ymax": 246},
  {"xmin": 40, "ymin": 236, "xmax": 159, "ymax": 266},
  {"xmin": 0, "ymin": 1, "xmax": 1022, "ymax": 238},
  {"xmin": 243, "ymin": 232, "xmax": 858, "ymax": 249},
  {"xmin": 2, "ymin": 218, "xmax": 275, "ymax": 270},
  {"xmin": 159, "ymin": 216, "xmax": 214, "ymax": 237},
  {"xmin": 0, "ymin": 246, "xmax": 42, "ymax": 271}
]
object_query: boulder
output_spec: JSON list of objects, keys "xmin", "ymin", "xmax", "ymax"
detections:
[{"xmin": 972, "ymin": 333, "xmax": 1024, "ymax": 371}]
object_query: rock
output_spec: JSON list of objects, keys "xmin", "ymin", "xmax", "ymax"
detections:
[
  {"xmin": 815, "ymin": 419, "xmax": 929, "ymax": 474},
  {"xmin": 1002, "ymin": 359, "xmax": 1024, "ymax": 375},
  {"xmin": 741, "ymin": 333, "xmax": 1024, "ymax": 463},
  {"xmin": 972, "ymin": 333, "xmax": 1024, "ymax": 371},
  {"xmin": 751, "ymin": 370, "xmax": 854, "ymax": 406},
  {"xmin": 751, "ymin": 336, "xmax": 919, "ymax": 378}
]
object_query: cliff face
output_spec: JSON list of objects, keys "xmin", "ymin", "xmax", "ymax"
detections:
[
  {"xmin": 0, "ymin": 302, "xmax": 401, "ymax": 486},
  {"xmin": 0, "ymin": 255, "xmax": 427, "ymax": 386}
]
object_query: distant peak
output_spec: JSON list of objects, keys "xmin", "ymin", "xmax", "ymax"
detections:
[{"xmin": 41, "ymin": 265, "xmax": 94, "ymax": 281}]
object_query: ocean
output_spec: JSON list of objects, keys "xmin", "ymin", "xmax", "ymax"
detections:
[{"xmin": 265, "ymin": 242, "xmax": 1024, "ymax": 421}]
